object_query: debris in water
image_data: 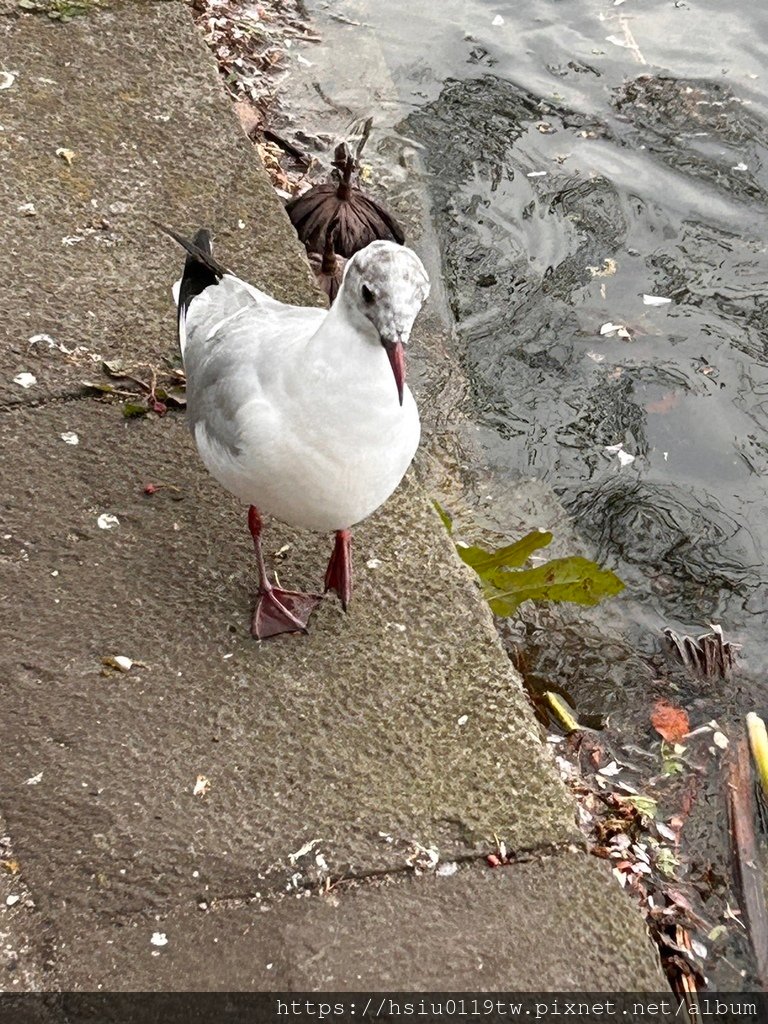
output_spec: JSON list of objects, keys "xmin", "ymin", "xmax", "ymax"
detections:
[
  {"xmin": 651, "ymin": 699, "xmax": 690, "ymax": 744},
  {"xmin": 587, "ymin": 258, "xmax": 618, "ymax": 278},
  {"xmin": 746, "ymin": 712, "xmax": 768, "ymax": 798},
  {"xmin": 728, "ymin": 736, "xmax": 768, "ymax": 987},
  {"xmin": 599, "ymin": 322, "xmax": 626, "ymax": 337},
  {"xmin": 604, "ymin": 442, "xmax": 636, "ymax": 466},
  {"xmin": 544, "ymin": 691, "xmax": 580, "ymax": 734},
  {"xmin": 664, "ymin": 624, "xmax": 740, "ymax": 678}
]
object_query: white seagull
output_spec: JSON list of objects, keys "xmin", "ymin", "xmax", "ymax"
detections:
[{"xmin": 160, "ymin": 226, "xmax": 429, "ymax": 639}]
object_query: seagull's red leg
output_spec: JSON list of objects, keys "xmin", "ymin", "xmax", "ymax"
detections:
[
  {"xmin": 324, "ymin": 529, "xmax": 353, "ymax": 610},
  {"xmin": 247, "ymin": 505, "xmax": 321, "ymax": 639}
]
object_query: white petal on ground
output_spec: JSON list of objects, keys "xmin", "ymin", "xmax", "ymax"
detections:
[
  {"xmin": 732, "ymin": 162, "xmax": 748, "ymax": 171},
  {"xmin": 25, "ymin": 772, "xmax": 43, "ymax": 786},
  {"xmin": 96, "ymin": 513, "xmax": 120, "ymax": 530},
  {"xmin": 192, "ymin": 775, "xmax": 210, "ymax": 797},
  {"xmin": 436, "ymin": 861, "xmax": 458, "ymax": 877},
  {"xmin": 13, "ymin": 372, "xmax": 37, "ymax": 388},
  {"xmin": 28, "ymin": 333, "xmax": 58, "ymax": 348},
  {"xmin": 150, "ymin": 932, "xmax": 168, "ymax": 947},
  {"xmin": 288, "ymin": 838, "xmax": 321, "ymax": 864},
  {"xmin": 0, "ymin": 71, "xmax": 17, "ymax": 91},
  {"xmin": 617, "ymin": 449, "xmax": 636, "ymax": 466},
  {"xmin": 60, "ymin": 431, "xmax": 79, "ymax": 445},
  {"xmin": 492, "ymin": 15, "xmax": 505, "ymax": 27},
  {"xmin": 643, "ymin": 294, "xmax": 673, "ymax": 306}
]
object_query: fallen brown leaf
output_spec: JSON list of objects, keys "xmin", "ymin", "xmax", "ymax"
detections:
[{"xmin": 652, "ymin": 698, "xmax": 690, "ymax": 743}]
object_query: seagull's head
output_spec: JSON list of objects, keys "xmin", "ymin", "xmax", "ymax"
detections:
[{"xmin": 341, "ymin": 241, "xmax": 430, "ymax": 405}]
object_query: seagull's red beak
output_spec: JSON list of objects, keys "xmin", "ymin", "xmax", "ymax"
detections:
[{"xmin": 383, "ymin": 339, "xmax": 406, "ymax": 406}]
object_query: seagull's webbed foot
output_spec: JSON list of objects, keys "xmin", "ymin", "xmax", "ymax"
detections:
[
  {"xmin": 251, "ymin": 587, "xmax": 322, "ymax": 640},
  {"xmin": 324, "ymin": 529, "xmax": 353, "ymax": 610},
  {"xmin": 248, "ymin": 505, "xmax": 321, "ymax": 639}
]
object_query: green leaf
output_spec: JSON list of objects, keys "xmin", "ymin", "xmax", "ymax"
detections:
[
  {"xmin": 432, "ymin": 500, "xmax": 453, "ymax": 535},
  {"xmin": 481, "ymin": 556, "xmax": 625, "ymax": 616},
  {"xmin": 457, "ymin": 529, "xmax": 553, "ymax": 574},
  {"xmin": 655, "ymin": 847, "xmax": 680, "ymax": 878}
]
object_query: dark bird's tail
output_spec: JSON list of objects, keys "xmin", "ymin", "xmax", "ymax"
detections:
[{"xmin": 155, "ymin": 222, "xmax": 231, "ymax": 351}]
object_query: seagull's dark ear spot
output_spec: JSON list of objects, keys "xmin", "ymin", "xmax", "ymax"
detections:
[{"xmin": 361, "ymin": 284, "xmax": 376, "ymax": 305}]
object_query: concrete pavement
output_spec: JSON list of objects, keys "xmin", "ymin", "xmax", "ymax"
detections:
[{"xmin": 0, "ymin": 0, "xmax": 664, "ymax": 990}]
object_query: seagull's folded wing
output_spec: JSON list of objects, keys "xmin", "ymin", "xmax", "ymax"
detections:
[{"xmin": 182, "ymin": 274, "xmax": 325, "ymax": 464}]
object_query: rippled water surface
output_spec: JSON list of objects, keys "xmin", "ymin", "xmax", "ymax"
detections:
[
  {"xmin": 345, "ymin": 0, "xmax": 768, "ymax": 688},
  {"xmin": 298, "ymin": 0, "xmax": 768, "ymax": 987}
]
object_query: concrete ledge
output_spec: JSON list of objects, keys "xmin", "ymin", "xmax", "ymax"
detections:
[{"xmin": 50, "ymin": 854, "xmax": 663, "ymax": 991}]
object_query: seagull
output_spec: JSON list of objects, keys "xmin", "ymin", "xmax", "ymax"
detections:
[{"xmin": 159, "ymin": 225, "xmax": 429, "ymax": 639}]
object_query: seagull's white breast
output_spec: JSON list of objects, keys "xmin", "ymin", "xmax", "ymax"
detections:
[{"xmin": 183, "ymin": 275, "xmax": 421, "ymax": 533}]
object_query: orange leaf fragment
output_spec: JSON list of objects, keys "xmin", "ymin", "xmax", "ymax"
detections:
[{"xmin": 651, "ymin": 699, "xmax": 690, "ymax": 743}]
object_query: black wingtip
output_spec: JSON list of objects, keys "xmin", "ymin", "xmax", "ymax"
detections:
[{"xmin": 154, "ymin": 221, "xmax": 229, "ymax": 317}]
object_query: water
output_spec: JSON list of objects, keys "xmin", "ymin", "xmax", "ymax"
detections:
[{"xmin": 295, "ymin": 0, "xmax": 768, "ymax": 987}]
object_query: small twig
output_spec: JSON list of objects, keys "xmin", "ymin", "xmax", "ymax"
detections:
[{"xmin": 263, "ymin": 128, "xmax": 311, "ymax": 164}]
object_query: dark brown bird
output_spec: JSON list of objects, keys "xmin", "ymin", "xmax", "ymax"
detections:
[
  {"xmin": 308, "ymin": 223, "xmax": 347, "ymax": 303},
  {"xmin": 286, "ymin": 142, "xmax": 405, "ymax": 258}
]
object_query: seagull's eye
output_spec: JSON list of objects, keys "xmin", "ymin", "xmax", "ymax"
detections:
[{"xmin": 361, "ymin": 284, "xmax": 376, "ymax": 305}]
